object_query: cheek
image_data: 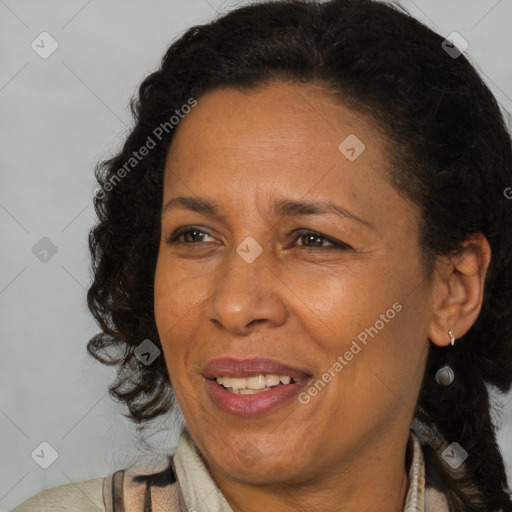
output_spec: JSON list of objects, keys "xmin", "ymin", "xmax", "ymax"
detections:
[
  {"xmin": 153, "ymin": 258, "xmax": 204, "ymax": 379},
  {"xmin": 154, "ymin": 253, "xmax": 206, "ymax": 328},
  {"xmin": 295, "ymin": 261, "xmax": 401, "ymax": 335},
  {"xmin": 306, "ymin": 254, "xmax": 428, "ymax": 383}
]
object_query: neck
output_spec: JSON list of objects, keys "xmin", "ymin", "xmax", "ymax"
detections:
[{"xmin": 209, "ymin": 431, "xmax": 412, "ymax": 512}]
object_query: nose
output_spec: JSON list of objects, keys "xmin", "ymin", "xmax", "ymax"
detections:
[{"xmin": 207, "ymin": 247, "xmax": 288, "ymax": 335}]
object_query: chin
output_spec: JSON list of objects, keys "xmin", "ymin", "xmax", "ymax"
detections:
[{"xmin": 198, "ymin": 427, "xmax": 310, "ymax": 485}]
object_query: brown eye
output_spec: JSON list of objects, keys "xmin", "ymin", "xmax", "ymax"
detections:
[
  {"xmin": 293, "ymin": 230, "xmax": 352, "ymax": 250},
  {"xmin": 297, "ymin": 233, "xmax": 332, "ymax": 248},
  {"xmin": 166, "ymin": 227, "xmax": 214, "ymax": 244},
  {"xmin": 165, "ymin": 227, "xmax": 352, "ymax": 251}
]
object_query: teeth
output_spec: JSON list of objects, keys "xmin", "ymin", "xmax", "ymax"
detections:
[
  {"xmin": 230, "ymin": 377, "xmax": 247, "ymax": 389},
  {"xmin": 239, "ymin": 388, "xmax": 261, "ymax": 395},
  {"xmin": 215, "ymin": 373, "xmax": 297, "ymax": 391},
  {"xmin": 247, "ymin": 375, "xmax": 266, "ymax": 389},
  {"xmin": 265, "ymin": 374, "xmax": 280, "ymax": 387}
]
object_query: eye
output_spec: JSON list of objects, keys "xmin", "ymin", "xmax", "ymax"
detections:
[
  {"xmin": 292, "ymin": 229, "xmax": 352, "ymax": 251},
  {"xmin": 166, "ymin": 227, "xmax": 215, "ymax": 244},
  {"xmin": 165, "ymin": 227, "xmax": 352, "ymax": 251}
]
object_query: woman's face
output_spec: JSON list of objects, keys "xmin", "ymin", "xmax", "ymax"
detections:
[{"xmin": 154, "ymin": 82, "xmax": 433, "ymax": 486}]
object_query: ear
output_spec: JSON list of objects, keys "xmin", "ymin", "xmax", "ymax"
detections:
[{"xmin": 428, "ymin": 233, "xmax": 491, "ymax": 347}]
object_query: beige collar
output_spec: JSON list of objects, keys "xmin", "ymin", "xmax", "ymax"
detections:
[{"xmin": 173, "ymin": 428, "xmax": 449, "ymax": 512}]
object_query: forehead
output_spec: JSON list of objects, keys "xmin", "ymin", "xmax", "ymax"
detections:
[
  {"xmin": 164, "ymin": 82, "xmax": 390, "ymax": 189},
  {"xmin": 160, "ymin": 82, "xmax": 420, "ymax": 236}
]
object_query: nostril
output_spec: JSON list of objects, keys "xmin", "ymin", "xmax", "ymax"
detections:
[{"xmin": 248, "ymin": 319, "xmax": 265, "ymax": 327}]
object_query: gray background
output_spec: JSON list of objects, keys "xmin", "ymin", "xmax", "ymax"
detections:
[{"xmin": 1, "ymin": 0, "xmax": 511, "ymax": 509}]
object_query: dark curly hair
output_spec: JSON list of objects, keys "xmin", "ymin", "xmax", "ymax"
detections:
[{"xmin": 87, "ymin": 0, "xmax": 512, "ymax": 510}]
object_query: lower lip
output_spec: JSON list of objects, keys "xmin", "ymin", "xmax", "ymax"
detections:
[{"xmin": 206, "ymin": 378, "xmax": 310, "ymax": 417}]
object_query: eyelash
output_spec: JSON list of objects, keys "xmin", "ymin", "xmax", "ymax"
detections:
[{"xmin": 165, "ymin": 226, "xmax": 352, "ymax": 251}]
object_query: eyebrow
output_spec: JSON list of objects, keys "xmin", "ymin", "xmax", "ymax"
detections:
[{"xmin": 161, "ymin": 196, "xmax": 372, "ymax": 227}]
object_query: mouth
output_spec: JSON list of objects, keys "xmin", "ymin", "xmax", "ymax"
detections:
[
  {"xmin": 203, "ymin": 357, "xmax": 312, "ymax": 416},
  {"xmin": 214, "ymin": 374, "xmax": 303, "ymax": 394}
]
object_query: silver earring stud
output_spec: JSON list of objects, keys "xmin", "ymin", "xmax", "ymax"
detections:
[
  {"xmin": 448, "ymin": 330, "xmax": 456, "ymax": 346},
  {"xmin": 435, "ymin": 365, "xmax": 455, "ymax": 386}
]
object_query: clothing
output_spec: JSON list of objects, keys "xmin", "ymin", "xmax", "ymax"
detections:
[{"xmin": 11, "ymin": 428, "xmax": 449, "ymax": 511}]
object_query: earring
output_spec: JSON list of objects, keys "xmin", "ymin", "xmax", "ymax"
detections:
[
  {"xmin": 435, "ymin": 365, "xmax": 455, "ymax": 386},
  {"xmin": 448, "ymin": 330, "xmax": 456, "ymax": 346}
]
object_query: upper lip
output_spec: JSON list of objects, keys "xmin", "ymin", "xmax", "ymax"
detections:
[{"xmin": 203, "ymin": 357, "xmax": 311, "ymax": 379}]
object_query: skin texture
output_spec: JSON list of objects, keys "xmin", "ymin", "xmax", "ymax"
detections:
[{"xmin": 153, "ymin": 82, "xmax": 491, "ymax": 512}]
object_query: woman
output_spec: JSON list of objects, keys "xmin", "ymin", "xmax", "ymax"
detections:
[{"xmin": 12, "ymin": 0, "xmax": 512, "ymax": 510}]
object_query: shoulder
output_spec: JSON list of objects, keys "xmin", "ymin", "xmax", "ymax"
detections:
[{"xmin": 10, "ymin": 476, "xmax": 105, "ymax": 512}]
